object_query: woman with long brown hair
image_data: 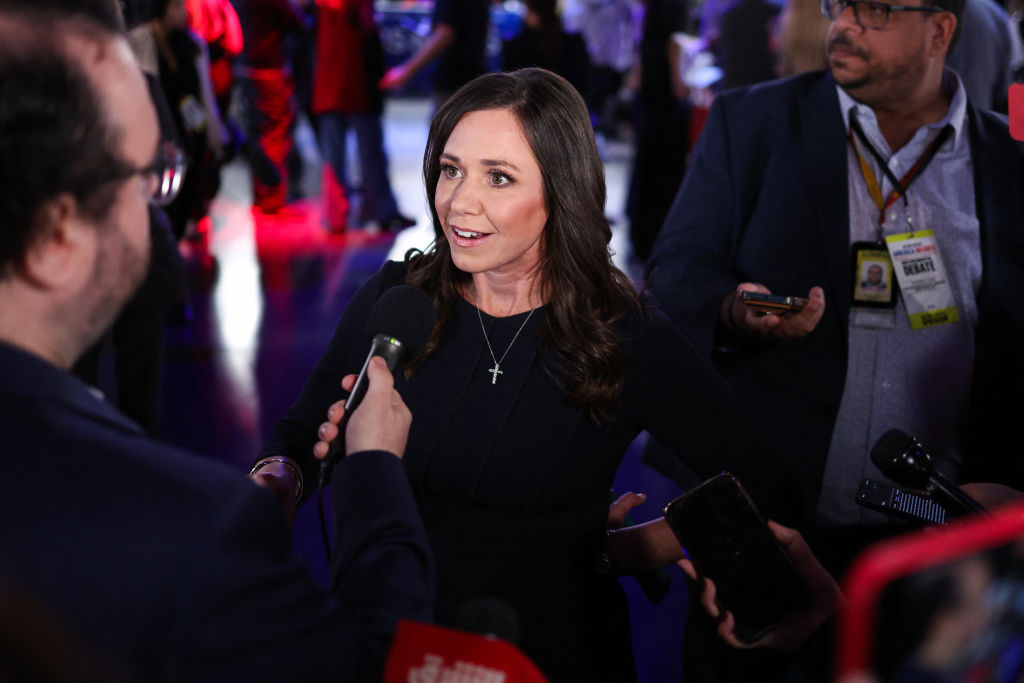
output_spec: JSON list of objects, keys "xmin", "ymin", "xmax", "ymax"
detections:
[{"xmin": 256, "ymin": 68, "xmax": 775, "ymax": 681}]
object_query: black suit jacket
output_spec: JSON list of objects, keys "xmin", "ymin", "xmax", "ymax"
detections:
[
  {"xmin": 0, "ymin": 341, "xmax": 432, "ymax": 681},
  {"xmin": 647, "ymin": 71, "xmax": 1024, "ymax": 523}
]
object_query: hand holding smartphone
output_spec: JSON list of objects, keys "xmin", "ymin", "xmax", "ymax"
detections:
[
  {"xmin": 664, "ymin": 474, "xmax": 812, "ymax": 643},
  {"xmin": 738, "ymin": 291, "xmax": 808, "ymax": 315},
  {"xmin": 725, "ymin": 285, "xmax": 825, "ymax": 341}
]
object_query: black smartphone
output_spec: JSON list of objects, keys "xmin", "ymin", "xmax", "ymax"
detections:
[
  {"xmin": 855, "ymin": 478, "xmax": 948, "ymax": 526},
  {"xmin": 663, "ymin": 473, "xmax": 811, "ymax": 643},
  {"xmin": 738, "ymin": 291, "xmax": 808, "ymax": 315}
]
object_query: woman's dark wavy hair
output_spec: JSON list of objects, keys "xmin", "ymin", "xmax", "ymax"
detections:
[{"xmin": 406, "ymin": 67, "xmax": 640, "ymax": 421}]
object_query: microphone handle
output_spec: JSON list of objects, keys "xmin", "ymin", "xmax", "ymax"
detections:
[
  {"xmin": 927, "ymin": 473, "xmax": 990, "ymax": 517},
  {"xmin": 320, "ymin": 335, "xmax": 407, "ymax": 485}
]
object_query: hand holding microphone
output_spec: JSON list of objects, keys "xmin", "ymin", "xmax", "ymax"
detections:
[
  {"xmin": 312, "ymin": 286, "xmax": 434, "ymax": 561},
  {"xmin": 312, "ymin": 390, "xmax": 350, "ymax": 462},
  {"xmin": 317, "ymin": 286, "xmax": 435, "ymax": 486},
  {"xmin": 313, "ymin": 358, "xmax": 411, "ymax": 460}
]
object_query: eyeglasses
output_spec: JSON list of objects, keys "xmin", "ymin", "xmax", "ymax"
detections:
[
  {"xmin": 106, "ymin": 141, "xmax": 186, "ymax": 207},
  {"xmin": 820, "ymin": 0, "xmax": 944, "ymax": 30}
]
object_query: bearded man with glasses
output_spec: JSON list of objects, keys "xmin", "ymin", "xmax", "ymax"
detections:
[
  {"xmin": 69, "ymin": 62, "xmax": 190, "ymax": 437},
  {"xmin": 644, "ymin": 0, "xmax": 1024, "ymax": 676},
  {"xmin": 0, "ymin": 1, "xmax": 433, "ymax": 680}
]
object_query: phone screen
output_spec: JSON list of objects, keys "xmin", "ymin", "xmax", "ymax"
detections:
[{"xmin": 664, "ymin": 474, "xmax": 811, "ymax": 642}]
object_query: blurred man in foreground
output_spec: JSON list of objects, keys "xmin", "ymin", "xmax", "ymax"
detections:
[{"xmin": 0, "ymin": 1, "xmax": 432, "ymax": 679}]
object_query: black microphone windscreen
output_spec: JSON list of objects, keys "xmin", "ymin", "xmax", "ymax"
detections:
[
  {"xmin": 365, "ymin": 285, "xmax": 436, "ymax": 356},
  {"xmin": 455, "ymin": 597, "xmax": 522, "ymax": 645},
  {"xmin": 870, "ymin": 428, "xmax": 931, "ymax": 489}
]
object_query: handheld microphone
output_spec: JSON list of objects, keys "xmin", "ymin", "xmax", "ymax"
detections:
[
  {"xmin": 869, "ymin": 429, "xmax": 988, "ymax": 517},
  {"xmin": 455, "ymin": 597, "xmax": 522, "ymax": 645},
  {"xmin": 319, "ymin": 285, "xmax": 435, "ymax": 484}
]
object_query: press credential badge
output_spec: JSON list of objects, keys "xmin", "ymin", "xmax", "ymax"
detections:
[{"xmin": 885, "ymin": 229, "xmax": 959, "ymax": 330}]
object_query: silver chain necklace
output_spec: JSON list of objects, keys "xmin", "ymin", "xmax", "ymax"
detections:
[{"xmin": 475, "ymin": 304, "xmax": 536, "ymax": 384}]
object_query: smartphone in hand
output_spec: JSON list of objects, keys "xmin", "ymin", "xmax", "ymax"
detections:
[
  {"xmin": 664, "ymin": 474, "xmax": 811, "ymax": 643},
  {"xmin": 738, "ymin": 291, "xmax": 808, "ymax": 315}
]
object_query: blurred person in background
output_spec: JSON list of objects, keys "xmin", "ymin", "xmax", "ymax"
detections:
[
  {"xmin": 502, "ymin": 0, "xmax": 591, "ymax": 99},
  {"xmin": 772, "ymin": 0, "xmax": 829, "ymax": 76},
  {"xmin": 626, "ymin": 0, "xmax": 691, "ymax": 264},
  {"xmin": 312, "ymin": 0, "xmax": 417, "ymax": 233},
  {"xmin": 148, "ymin": 0, "xmax": 228, "ymax": 238},
  {"xmin": 237, "ymin": 0, "xmax": 307, "ymax": 216},
  {"xmin": 186, "ymin": 0, "xmax": 243, "ymax": 114},
  {"xmin": 378, "ymin": 0, "xmax": 490, "ymax": 107},
  {"xmin": 946, "ymin": 0, "xmax": 1015, "ymax": 112},
  {"xmin": 712, "ymin": 0, "xmax": 782, "ymax": 90},
  {"xmin": 563, "ymin": 0, "xmax": 636, "ymax": 142}
]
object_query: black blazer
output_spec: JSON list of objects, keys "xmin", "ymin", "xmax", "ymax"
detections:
[
  {"xmin": 0, "ymin": 341, "xmax": 432, "ymax": 682},
  {"xmin": 647, "ymin": 71, "xmax": 1024, "ymax": 522}
]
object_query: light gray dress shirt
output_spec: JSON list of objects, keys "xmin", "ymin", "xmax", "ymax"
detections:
[{"xmin": 815, "ymin": 70, "xmax": 981, "ymax": 527}]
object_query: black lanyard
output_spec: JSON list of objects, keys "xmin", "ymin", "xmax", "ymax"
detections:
[{"xmin": 848, "ymin": 116, "xmax": 953, "ymax": 228}]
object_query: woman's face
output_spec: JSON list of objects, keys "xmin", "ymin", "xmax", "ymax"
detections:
[{"xmin": 434, "ymin": 108, "xmax": 548, "ymax": 281}]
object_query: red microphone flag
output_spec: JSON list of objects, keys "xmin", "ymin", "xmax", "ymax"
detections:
[{"xmin": 384, "ymin": 619, "xmax": 549, "ymax": 683}]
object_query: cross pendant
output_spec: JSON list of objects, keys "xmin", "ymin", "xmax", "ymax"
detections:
[{"xmin": 488, "ymin": 363, "xmax": 503, "ymax": 384}]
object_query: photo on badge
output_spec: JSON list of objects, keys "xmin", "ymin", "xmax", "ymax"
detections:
[{"xmin": 851, "ymin": 243, "xmax": 896, "ymax": 308}]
